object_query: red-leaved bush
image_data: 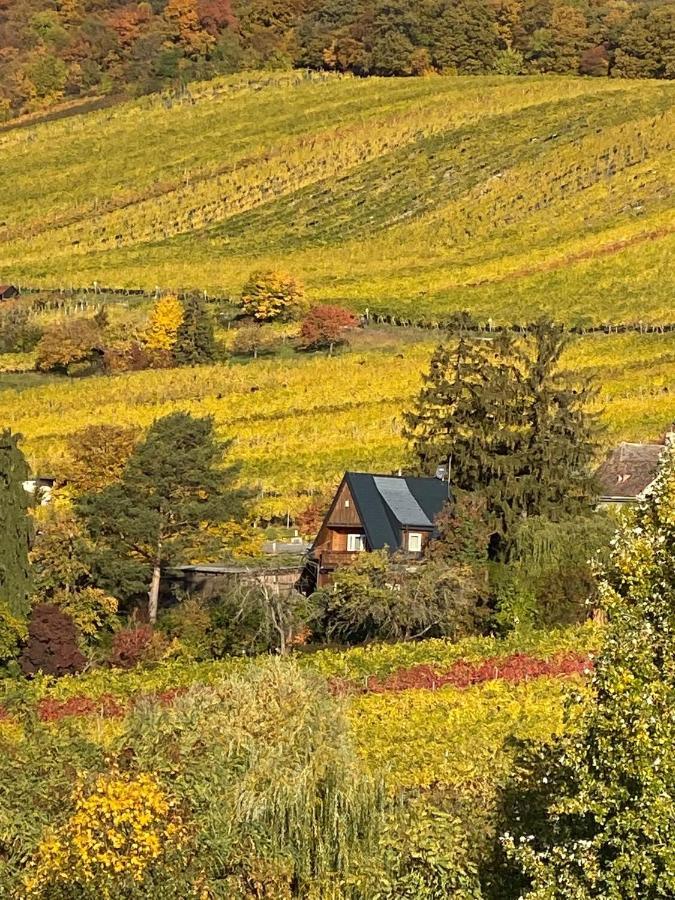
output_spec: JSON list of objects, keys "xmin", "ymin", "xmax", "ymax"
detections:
[
  {"xmin": 108, "ymin": 624, "xmax": 169, "ymax": 669},
  {"xmin": 109, "ymin": 624, "xmax": 154, "ymax": 669},
  {"xmin": 298, "ymin": 305, "xmax": 358, "ymax": 351},
  {"xmin": 19, "ymin": 604, "xmax": 86, "ymax": 677}
]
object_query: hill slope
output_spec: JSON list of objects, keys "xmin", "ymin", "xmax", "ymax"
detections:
[{"xmin": 2, "ymin": 71, "xmax": 673, "ymax": 324}]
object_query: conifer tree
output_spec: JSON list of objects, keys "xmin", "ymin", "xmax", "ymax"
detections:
[
  {"xmin": 0, "ymin": 429, "xmax": 32, "ymax": 618},
  {"xmin": 505, "ymin": 439, "xmax": 675, "ymax": 898},
  {"xmin": 404, "ymin": 320, "xmax": 599, "ymax": 547},
  {"xmin": 174, "ymin": 295, "xmax": 216, "ymax": 365},
  {"xmin": 77, "ymin": 413, "xmax": 246, "ymax": 623},
  {"xmin": 519, "ymin": 319, "xmax": 599, "ymax": 521}
]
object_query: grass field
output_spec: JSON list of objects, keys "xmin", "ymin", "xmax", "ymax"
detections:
[
  {"xmin": 2, "ymin": 71, "xmax": 673, "ymax": 324},
  {"xmin": 1, "ymin": 326, "xmax": 673, "ymax": 518}
]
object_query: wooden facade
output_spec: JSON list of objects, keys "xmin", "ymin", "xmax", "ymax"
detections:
[{"xmin": 309, "ymin": 473, "xmax": 445, "ymax": 588}]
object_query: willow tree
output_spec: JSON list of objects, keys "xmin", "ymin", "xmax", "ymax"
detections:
[
  {"xmin": 0, "ymin": 429, "xmax": 32, "ymax": 618},
  {"xmin": 505, "ymin": 439, "xmax": 675, "ymax": 898}
]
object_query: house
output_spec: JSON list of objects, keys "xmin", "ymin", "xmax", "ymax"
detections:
[
  {"xmin": 0, "ymin": 284, "xmax": 19, "ymax": 301},
  {"xmin": 595, "ymin": 441, "xmax": 666, "ymax": 504},
  {"xmin": 22, "ymin": 475, "xmax": 56, "ymax": 506},
  {"xmin": 308, "ymin": 471, "xmax": 450, "ymax": 588}
]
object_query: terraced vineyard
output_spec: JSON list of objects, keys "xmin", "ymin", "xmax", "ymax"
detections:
[
  {"xmin": 2, "ymin": 71, "xmax": 673, "ymax": 324},
  {"xmin": 2, "ymin": 328, "xmax": 673, "ymax": 518}
]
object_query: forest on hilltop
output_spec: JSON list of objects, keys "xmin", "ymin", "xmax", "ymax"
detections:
[{"xmin": 1, "ymin": 0, "xmax": 673, "ymax": 119}]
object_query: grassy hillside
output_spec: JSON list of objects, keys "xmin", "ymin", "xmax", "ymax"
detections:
[
  {"xmin": 2, "ymin": 71, "xmax": 673, "ymax": 324},
  {"xmin": 2, "ymin": 327, "xmax": 673, "ymax": 518}
]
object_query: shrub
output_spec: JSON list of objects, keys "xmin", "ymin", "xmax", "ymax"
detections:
[
  {"xmin": 0, "ymin": 601, "xmax": 27, "ymax": 672},
  {"xmin": 230, "ymin": 322, "xmax": 279, "ymax": 357},
  {"xmin": 35, "ymin": 318, "xmax": 103, "ymax": 374},
  {"xmin": 108, "ymin": 624, "xmax": 168, "ymax": 669},
  {"xmin": 377, "ymin": 798, "xmax": 482, "ymax": 900},
  {"xmin": 311, "ymin": 550, "xmax": 490, "ymax": 644},
  {"xmin": 239, "ymin": 270, "xmax": 308, "ymax": 322},
  {"xmin": 498, "ymin": 513, "xmax": 615, "ymax": 630},
  {"xmin": 297, "ymin": 304, "xmax": 358, "ymax": 353},
  {"xmin": 158, "ymin": 597, "xmax": 212, "ymax": 660},
  {"xmin": 30, "ymin": 511, "xmax": 119, "ymax": 647},
  {"xmin": 22, "ymin": 770, "xmax": 194, "ymax": 899},
  {"xmin": 0, "ymin": 302, "xmax": 42, "ymax": 353},
  {"xmin": 102, "ymin": 340, "xmax": 155, "ymax": 373},
  {"xmin": 20, "ymin": 604, "xmax": 85, "ymax": 677},
  {"xmin": 209, "ymin": 582, "xmax": 312, "ymax": 656}
]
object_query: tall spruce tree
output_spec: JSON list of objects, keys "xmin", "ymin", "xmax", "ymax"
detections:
[
  {"xmin": 174, "ymin": 295, "xmax": 216, "ymax": 365},
  {"xmin": 0, "ymin": 429, "xmax": 32, "ymax": 618},
  {"xmin": 519, "ymin": 319, "xmax": 600, "ymax": 521},
  {"xmin": 77, "ymin": 413, "xmax": 245, "ymax": 622},
  {"xmin": 504, "ymin": 439, "xmax": 675, "ymax": 898},
  {"xmin": 403, "ymin": 320, "xmax": 599, "ymax": 548}
]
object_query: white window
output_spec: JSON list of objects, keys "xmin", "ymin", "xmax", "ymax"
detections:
[
  {"xmin": 347, "ymin": 533, "xmax": 366, "ymax": 552},
  {"xmin": 408, "ymin": 532, "xmax": 422, "ymax": 553},
  {"xmin": 344, "ymin": 499, "xmax": 350, "ymax": 507}
]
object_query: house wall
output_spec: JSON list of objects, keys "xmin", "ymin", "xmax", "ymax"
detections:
[
  {"xmin": 314, "ymin": 482, "xmax": 364, "ymax": 550},
  {"xmin": 400, "ymin": 528, "xmax": 433, "ymax": 554},
  {"xmin": 326, "ymin": 482, "xmax": 361, "ymax": 526}
]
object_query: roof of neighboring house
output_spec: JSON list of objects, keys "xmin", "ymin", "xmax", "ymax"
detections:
[
  {"xmin": 596, "ymin": 442, "xmax": 665, "ymax": 500},
  {"xmin": 342, "ymin": 471, "xmax": 449, "ymax": 550},
  {"xmin": 0, "ymin": 284, "xmax": 18, "ymax": 296}
]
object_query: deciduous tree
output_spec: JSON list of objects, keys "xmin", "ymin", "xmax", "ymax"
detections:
[
  {"xmin": 144, "ymin": 294, "xmax": 184, "ymax": 352},
  {"xmin": 298, "ymin": 304, "xmax": 358, "ymax": 354},
  {"xmin": 504, "ymin": 441, "xmax": 675, "ymax": 898},
  {"xmin": 240, "ymin": 270, "xmax": 308, "ymax": 322}
]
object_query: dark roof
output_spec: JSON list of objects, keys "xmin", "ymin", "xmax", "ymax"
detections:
[
  {"xmin": 344, "ymin": 472, "xmax": 449, "ymax": 550},
  {"xmin": 596, "ymin": 442, "xmax": 665, "ymax": 500}
]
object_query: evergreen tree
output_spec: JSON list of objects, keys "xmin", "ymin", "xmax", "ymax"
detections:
[
  {"xmin": 504, "ymin": 439, "xmax": 675, "ymax": 898},
  {"xmin": 76, "ymin": 413, "xmax": 246, "ymax": 622},
  {"xmin": 174, "ymin": 295, "xmax": 217, "ymax": 365},
  {"xmin": 403, "ymin": 320, "xmax": 599, "ymax": 550},
  {"xmin": 0, "ymin": 429, "xmax": 32, "ymax": 618},
  {"xmin": 519, "ymin": 319, "xmax": 600, "ymax": 523}
]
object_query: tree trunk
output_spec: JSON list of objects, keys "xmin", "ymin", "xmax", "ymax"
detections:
[{"xmin": 148, "ymin": 562, "xmax": 161, "ymax": 624}]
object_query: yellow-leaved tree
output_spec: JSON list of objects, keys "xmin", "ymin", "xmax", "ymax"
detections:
[
  {"xmin": 144, "ymin": 295, "xmax": 184, "ymax": 351},
  {"xmin": 240, "ymin": 270, "xmax": 308, "ymax": 322}
]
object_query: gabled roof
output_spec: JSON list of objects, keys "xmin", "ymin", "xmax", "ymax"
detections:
[
  {"xmin": 596, "ymin": 442, "xmax": 665, "ymax": 500},
  {"xmin": 343, "ymin": 471, "xmax": 449, "ymax": 550}
]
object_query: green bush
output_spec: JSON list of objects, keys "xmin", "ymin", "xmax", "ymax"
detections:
[
  {"xmin": 0, "ymin": 602, "xmax": 27, "ymax": 674},
  {"xmin": 311, "ymin": 550, "xmax": 489, "ymax": 644}
]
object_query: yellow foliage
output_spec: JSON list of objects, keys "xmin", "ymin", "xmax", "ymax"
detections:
[
  {"xmin": 23, "ymin": 770, "xmax": 192, "ymax": 898},
  {"xmin": 144, "ymin": 294, "xmax": 184, "ymax": 351},
  {"xmin": 240, "ymin": 270, "xmax": 308, "ymax": 322}
]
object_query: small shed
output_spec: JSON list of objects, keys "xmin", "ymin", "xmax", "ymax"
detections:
[
  {"xmin": 595, "ymin": 441, "xmax": 665, "ymax": 504},
  {"xmin": 0, "ymin": 284, "xmax": 19, "ymax": 301},
  {"xmin": 163, "ymin": 563, "xmax": 304, "ymax": 601}
]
